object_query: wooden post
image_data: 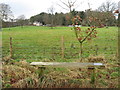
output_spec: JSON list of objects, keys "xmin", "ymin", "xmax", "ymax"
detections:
[
  {"xmin": 88, "ymin": 67, "xmax": 96, "ymax": 88},
  {"xmin": 38, "ymin": 67, "xmax": 46, "ymax": 87},
  {"xmin": 10, "ymin": 37, "xmax": 13, "ymax": 58},
  {"xmin": 51, "ymin": 47, "xmax": 55, "ymax": 60},
  {"xmin": 43, "ymin": 48, "xmax": 46, "ymax": 57},
  {"xmin": 61, "ymin": 36, "xmax": 64, "ymax": 59},
  {"xmin": 95, "ymin": 45, "xmax": 98, "ymax": 56}
]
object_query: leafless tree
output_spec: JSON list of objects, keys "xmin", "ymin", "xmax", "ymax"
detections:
[
  {"xmin": 97, "ymin": 1, "xmax": 117, "ymax": 12},
  {"xmin": 48, "ymin": 6, "xmax": 55, "ymax": 15},
  {"xmin": 17, "ymin": 15, "xmax": 25, "ymax": 20},
  {"xmin": 48, "ymin": 6, "xmax": 55, "ymax": 28},
  {"xmin": 96, "ymin": 1, "xmax": 117, "ymax": 27},
  {"xmin": 17, "ymin": 15, "xmax": 26, "ymax": 27},
  {"xmin": 0, "ymin": 3, "xmax": 14, "ymax": 29},
  {"xmin": 0, "ymin": 3, "xmax": 13, "ymax": 21}
]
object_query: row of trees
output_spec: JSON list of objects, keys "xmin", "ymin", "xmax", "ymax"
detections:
[
  {"xmin": 30, "ymin": 9, "xmax": 117, "ymax": 27},
  {"xmin": 0, "ymin": 3, "xmax": 29, "ymax": 28},
  {"xmin": 30, "ymin": 11, "xmax": 85, "ymax": 26},
  {"xmin": 2, "ymin": 14, "xmax": 29, "ymax": 28},
  {"xmin": 30, "ymin": 0, "xmax": 117, "ymax": 27}
]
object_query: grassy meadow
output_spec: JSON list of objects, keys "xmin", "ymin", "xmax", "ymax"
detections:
[{"xmin": 2, "ymin": 26, "xmax": 119, "ymax": 88}]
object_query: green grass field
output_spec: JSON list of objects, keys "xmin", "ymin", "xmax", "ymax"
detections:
[
  {"xmin": 2, "ymin": 26, "xmax": 119, "ymax": 88},
  {"xmin": 2, "ymin": 26, "xmax": 118, "ymax": 61}
]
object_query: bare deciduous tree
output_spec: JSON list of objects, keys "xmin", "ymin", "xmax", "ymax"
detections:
[
  {"xmin": 96, "ymin": 1, "xmax": 117, "ymax": 27},
  {"xmin": 0, "ymin": 3, "xmax": 14, "ymax": 29},
  {"xmin": 17, "ymin": 15, "xmax": 25, "ymax": 20},
  {"xmin": 48, "ymin": 6, "xmax": 55, "ymax": 28},
  {"xmin": 17, "ymin": 15, "xmax": 26, "ymax": 27},
  {"xmin": 97, "ymin": 1, "xmax": 117, "ymax": 12},
  {"xmin": 0, "ymin": 3, "xmax": 13, "ymax": 21}
]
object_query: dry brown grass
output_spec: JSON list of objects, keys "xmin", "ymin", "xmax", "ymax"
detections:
[
  {"xmin": 2, "ymin": 58, "xmax": 118, "ymax": 88},
  {"xmin": 2, "ymin": 61, "xmax": 39, "ymax": 88},
  {"xmin": 88, "ymin": 55, "xmax": 106, "ymax": 63}
]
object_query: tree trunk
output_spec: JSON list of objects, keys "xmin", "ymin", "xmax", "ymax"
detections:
[{"xmin": 80, "ymin": 42, "xmax": 83, "ymax": 61}]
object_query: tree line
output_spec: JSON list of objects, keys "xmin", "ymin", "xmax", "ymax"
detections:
[
  {"xmin": 29, "ymin": 0, "xmax": 117, "ymax": 27},
  {"xmin": 30, "ymin": 9, "xmax": 117, "ymax": 27}
]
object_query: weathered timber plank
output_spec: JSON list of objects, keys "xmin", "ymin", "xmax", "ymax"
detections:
[{"xmin": 30, "ymin": 62, "xmax": 104, "ymax": 68}]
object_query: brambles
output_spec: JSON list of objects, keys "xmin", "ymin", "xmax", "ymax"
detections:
[{"xmin": 72, "ymin": 15, "xmax": 98, "ymax": 61}]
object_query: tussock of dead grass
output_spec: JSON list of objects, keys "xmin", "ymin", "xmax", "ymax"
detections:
[
  {"xmin": 11, "ymin": 76, "xmax": 39, "ymax": 88},
  {"xmin": 2, "ymin": 61, "xmax": 39, "ymax": 88},
  {"xmin": 88, "ymin": 55, "xmax": 106, "ymax": 63},
  {"xmin": 15, "ymin": 61, "xmax": 37, "ymax": 73}
]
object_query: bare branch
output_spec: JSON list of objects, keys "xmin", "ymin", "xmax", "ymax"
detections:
[
  {"xmin": 72, "ymin": 0, "xmax": 77, "ymax": 6},
  {"xmin": 60, "ymin": 0, "xmax": 69, "ymax": 8},
  {"xmin": 74, "ymin": 1, "xmax": 84, "ymax": 9},
  {"xmin": 58, "ymin": 0, "xmax": 78, "ymax": 12},
  {"xmin": 57, "ymin": 3, "xmax": 69, "ymax": 11}
]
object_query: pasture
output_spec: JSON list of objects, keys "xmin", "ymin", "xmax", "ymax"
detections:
[{"xmin": 2, "ymin": 26, "xmax": 119, "ymax": 88}]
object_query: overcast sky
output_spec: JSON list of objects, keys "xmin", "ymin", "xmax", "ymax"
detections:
[{"xmin": 0, "ymin": 0, "xmax": 119, "ymax": 19}]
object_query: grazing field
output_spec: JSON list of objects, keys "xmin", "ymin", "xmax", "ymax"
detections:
[{"xmin": 2, "ymin": 26, "xmax": 119, "ymax": 88}]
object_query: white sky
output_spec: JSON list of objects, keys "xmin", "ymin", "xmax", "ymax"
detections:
[{"xmin": 0, "ymin": 0, "xmax": 119, "ymax": 19}]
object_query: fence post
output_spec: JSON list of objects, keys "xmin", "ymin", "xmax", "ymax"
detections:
[
  {"xmin": 51, "ymin": 47, "xmax": 55, "ymax": 60},
  {"xmin": 88, "ymin": 67, "xmax": 96, "ymax": 88},
  {"xmin": 95, "ymin": 44, "xmax": 98, "ymax": 56},
  {"xmin": 38, "ymin": 67, "xmax": 46, "ymax": 87},
  {"xmin": 10, "ymin": 37, "xmax": 13, "ymax": 58},
  {"xmin": 61, "ymin": 36, "xmax": 64, "ymax": 59}
]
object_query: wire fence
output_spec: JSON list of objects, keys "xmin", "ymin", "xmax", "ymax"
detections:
[
  {"xmin": 2, "ymin": 37, "xmax": 82, "ymax": 61},
  {"xmin": 2, "ymin": 36, "xmax": 117, "ymax": 62}
]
